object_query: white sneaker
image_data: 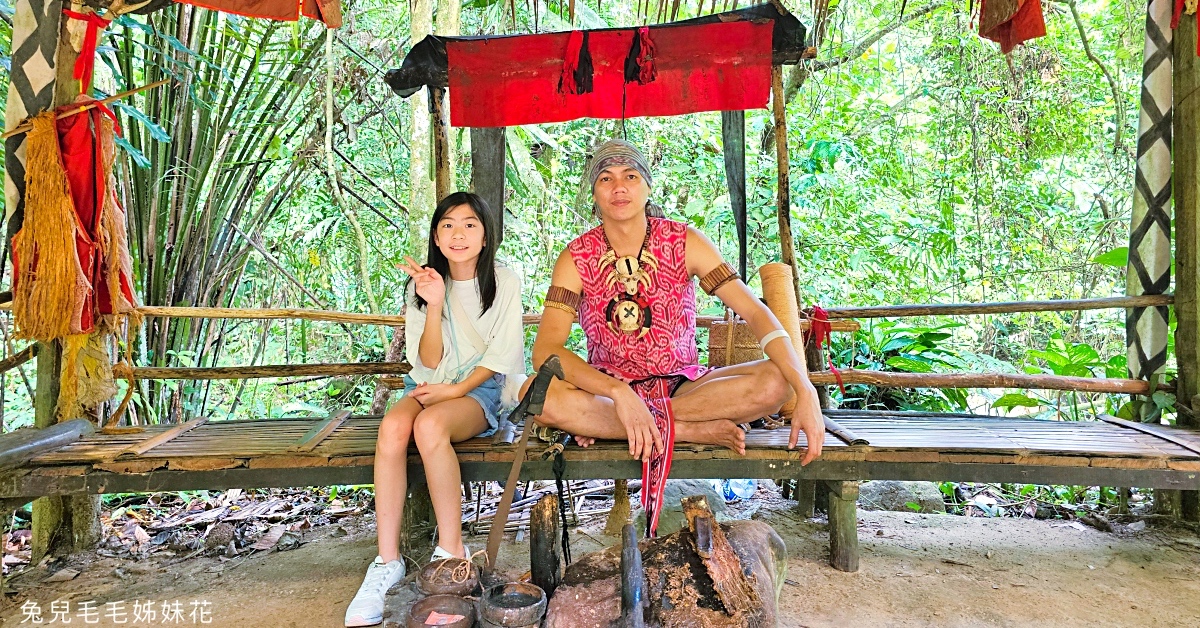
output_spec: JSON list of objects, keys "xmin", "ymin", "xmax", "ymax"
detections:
[
  {"xmin": 429, "ymin": 543, "xmax": 471, "ymax": 562},
  {"xmin": 344, "ymin": 556, "xmax": 406, "ymax": 627}
]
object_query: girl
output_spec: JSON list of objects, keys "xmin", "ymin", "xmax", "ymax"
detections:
[{"xmin": 345, "ymin": 192, "xmax": 524, "ymax": 627}]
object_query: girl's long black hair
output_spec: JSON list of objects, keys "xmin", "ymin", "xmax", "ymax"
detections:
[{"xmin": 407, "ymin": 191, "xmax": 501, "ymax": 314}]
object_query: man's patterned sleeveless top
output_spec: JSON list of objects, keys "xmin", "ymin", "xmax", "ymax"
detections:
[{"xmin": 568, "ymin": 217, "xmax": 707, "ymax": 383}]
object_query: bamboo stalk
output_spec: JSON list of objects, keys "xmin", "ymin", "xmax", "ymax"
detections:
[
  {"xmin": 127, "ymin": 362, "xmax": 411, "ymax": 380},
  {"xmin": 808, "ymin": 370, "xmax": 1158, "ymax": 394},
  {"xmin": 1, "ymin": 79, "xmax": 172, "ymax": 139}
]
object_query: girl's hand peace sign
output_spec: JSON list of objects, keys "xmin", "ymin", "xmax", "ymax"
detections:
[{"xmin": 399, "ymin": 256, "xmax": 446, "ymax": 308}]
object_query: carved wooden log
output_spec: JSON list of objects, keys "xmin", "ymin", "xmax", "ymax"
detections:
[
  {"xmin": 681, "ymin": 495, "xmax": 759, "ymax": 617},
  {"xmin": 544, "ymin": 520, "xmax": 785, "ymax": 628},
  {"xmin": 531, "ymin": 493, "xmax": 563, "ymax": 598}
]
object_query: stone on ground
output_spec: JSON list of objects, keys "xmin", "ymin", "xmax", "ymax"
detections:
[
  {"xmin": 858, "ymin": 480, "xmax": 946, "ymax": 514},
  {"xmin": 633, "ymin": 479, "xmax": 727, "ymax": 536}
]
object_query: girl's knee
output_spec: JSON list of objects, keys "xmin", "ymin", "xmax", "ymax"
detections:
[
  {"xmin": 413, "ymin": 411, "xmax": 450, "ymax": 451},
  {"xmin": 378, "ymin": 408, "xmax": 416, "ymax": 451}
]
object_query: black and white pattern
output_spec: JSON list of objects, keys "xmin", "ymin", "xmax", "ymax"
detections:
[
  {"xmin": 4, "ymin": 0, "xmax": 63, "ymax": 242},
  {"xmin": 1126, "ymin": 0, "xmax": 1174, "ymax": 383}
]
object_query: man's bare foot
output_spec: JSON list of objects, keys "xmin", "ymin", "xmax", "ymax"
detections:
[{"xmin": 678, "ymin": 419, "xmax": 746, "ymax": 455}]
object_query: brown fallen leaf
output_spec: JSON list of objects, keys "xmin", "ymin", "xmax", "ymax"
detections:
[{"xmin": 252, "ymin": 525, "xmax": 286, "ymax": 551}]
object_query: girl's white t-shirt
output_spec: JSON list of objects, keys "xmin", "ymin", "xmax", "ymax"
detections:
[{"xmin": 404, "ymin": 265, "xmax": 525, "ymax": 386}]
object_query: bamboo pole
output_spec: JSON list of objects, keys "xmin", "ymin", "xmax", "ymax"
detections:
[
  {"xmin": 5, "ymin": 296, "xmax": 1164, "ymax": 329},
  {"xmin": 124, "ymin": 362, "xmax": 412, "ymax": 381},
  {"xmin": 95, "ymin": 296, "xmax": 1174, "ymax": 327},
  {"xmin": 807, "ymin": 370, "xmax": 1159, "ymax": 394},
  {"xmin": 122, "ymin": 361, "xmax": 1159, "ymax": 394},
  {"xmin": 820, "ymin": 294, "xmax": 1174, "ymax": 319},
  {"xmin": 129, "ymin": 307, "xmax": 861, "ymax": 331},
  {"xmin": 0, "ymin": 344, "xmax": 37, "ymax": 376},
  {"xmin": 1, "ymin": 79, "xmax": 172, "ymax": 140},
  {"xmin": 138, "ymin": 306, "xmax": 405, "ymax": 326}
]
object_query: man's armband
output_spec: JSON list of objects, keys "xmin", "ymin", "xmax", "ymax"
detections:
[
  {"xmin": 699, "ymin": 262, "xmax": 739, "ymax": 296},
  {"xmin": 544, "ymin": 285, "xmax": 581, "ymax": 316}
]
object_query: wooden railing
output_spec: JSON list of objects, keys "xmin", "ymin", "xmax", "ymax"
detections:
[{"xmin": 105, "ymin": 295, "xmax": 1172, "ymax": 395}]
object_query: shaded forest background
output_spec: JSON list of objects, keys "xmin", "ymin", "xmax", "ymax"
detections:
[{"xmin": 0, "ymin": 0, "xmax": 1161, "ymax": 428}]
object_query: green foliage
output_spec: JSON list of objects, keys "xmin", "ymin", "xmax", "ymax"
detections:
[{"xmin": 832, "ymin": 321, "xmax": 970, "ymax": 412}]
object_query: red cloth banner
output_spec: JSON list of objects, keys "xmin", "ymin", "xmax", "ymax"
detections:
[
  {"xmin": 172, "ymin": 0, "xmax": 340, "ymax": 27},
  {"xmin": 978, "ymin": 0, "xmax": 1046, "ymax": 54},
  {"xmin": 446, "ymin": 20, "xmax": 774, "ymax": 127}
]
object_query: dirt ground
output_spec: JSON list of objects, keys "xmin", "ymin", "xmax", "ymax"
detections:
[{"xmin": 2, "ymin": 489, "xmax": 1199, "ymax": 628}]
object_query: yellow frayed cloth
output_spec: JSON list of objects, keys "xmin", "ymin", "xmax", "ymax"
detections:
[
  {"xmin": 13, "ymin": 109, "xmax": 139, "ymax": 422},
  {"xmin": 12, "ymin": 111, "xmax": 90, "ymax": 343}
]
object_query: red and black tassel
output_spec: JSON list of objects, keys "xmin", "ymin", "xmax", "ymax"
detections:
[
  {"xmin": 623, "ymin": 26, "xmax": 658, "ymax": 85},
  {"xmin": 559, "ymin": 30, "xmax": 594, "ymax": 95}
]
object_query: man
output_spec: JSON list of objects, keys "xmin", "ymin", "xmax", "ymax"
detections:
[{"xmin": 527, "ymin": 139, "xmax": 824, "ymax": 534}]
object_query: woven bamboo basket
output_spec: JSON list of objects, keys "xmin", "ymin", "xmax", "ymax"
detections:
[{"xmin": 707, "ymin": 310, "xmax": 762, "ymax": 368}]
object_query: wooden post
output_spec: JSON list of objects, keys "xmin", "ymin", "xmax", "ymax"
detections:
[
  {"xmin": 605, "ymin": 478, "xmax": 631, "ymax": 536},
  {"xmin": 430, "ymin": 86, "xmax": 452, "ymax": 201},
  {"xmin": 794, "ymin": 478, "xmax": 816, "ymax": 518},
  {"xmin": 771, "ymin": 66, "xmax": 801, "ymax": 301},
  {"xmin": 720, "ymin": 111, "xmax": 748, "ymax": 280},
  {"xmin": 1174, "ymin": 10, "xmax": 1200, "ymax": 521},
  {"xmin": 530, "ymin": 494, "xmax": 562, "ymax": 598},
  {"xmin": 470, "ymin": 127, "xmax": 507, "ymax": 239},
  {"xmin": 825, "ymin": 480, "xmax": 859, "ymax": 572},
  {"xmin": 794, "ymin": 333, "xmax": 829, "ymax": 519},
  {"xmin": 401, "ymin": 481, "xmax": 436, "ymax": 557}
]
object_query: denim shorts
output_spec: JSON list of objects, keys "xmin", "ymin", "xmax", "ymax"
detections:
[{"xmin": 402, "ymin": 374, "xmax": 502, "ymax": 438}]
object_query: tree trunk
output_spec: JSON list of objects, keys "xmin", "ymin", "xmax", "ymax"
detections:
[
  {"xmin": 29, "ymin": 11, "xmax": 101, "ymax": 564},
  {"xmin": 1172, "ymin": 8, "xmax": 1200, "ymax": 520},
  {"xmin": 408, "ymin": 0, "xmax": 435, "ymax": 244},
  {"xmin": 435, "ymin": 0, "xmax": 459, "ymax": 196}
]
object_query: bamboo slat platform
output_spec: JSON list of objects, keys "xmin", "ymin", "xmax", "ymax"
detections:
[{"xmin": 5, "ymin": 410, "xmax": 1200, "ymax": 503}]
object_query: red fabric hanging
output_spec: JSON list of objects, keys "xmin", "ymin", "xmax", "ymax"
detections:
[
  {"xmin": 56, "ymin": 106, "xmax": 136, "ymax": 328},
  {"xmin": 803, "ymin": 305, "xmax": 845, "ymax": 394},
  {"xmin": 978, "ymin": 0, "xmax": 1046, "ymax": 54},
  {"xmin": 446, "ymin": 19, "xmax": 773, "ymax": 127},
  {"xmin": 62, "ymin": 10, "xmax": 111, "ymax": 91}
]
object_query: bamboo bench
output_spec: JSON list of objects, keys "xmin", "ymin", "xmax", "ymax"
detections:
[{"xmin": 3, "ymin": 408, "xmax": 1200, "ymax": 572}]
